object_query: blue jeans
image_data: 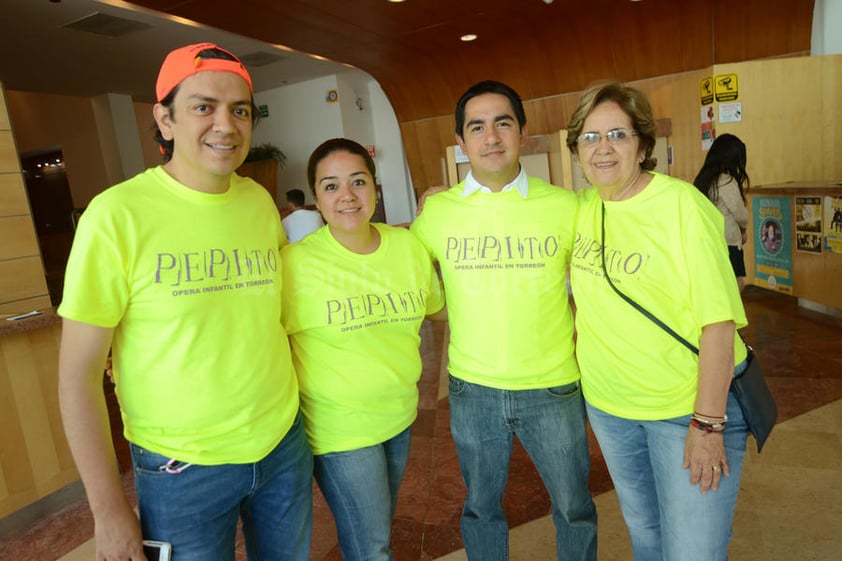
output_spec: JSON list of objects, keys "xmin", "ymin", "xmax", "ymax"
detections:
[
  {"xmin": 131, "ymin": 411, "xmax": 313, "ymax": 561},
  {"xmin": 586, "ymin": 392, "xmax": 748, "ymax": 561},
  {"xmin": 313, "ymin": 426, "xmax": 411, "ymax": 561},
  {"xmin": 448, "ymin": 375, "xmax": 598, "ymax": 561}
]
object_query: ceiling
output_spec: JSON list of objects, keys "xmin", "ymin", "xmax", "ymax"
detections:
[
  {"xmin": 1, "ymin": 0, "xmax": 815, "ymax": 123},
  {"xmin": 0, "ymin": 0, "xmax": 354, "ymax": 103}
]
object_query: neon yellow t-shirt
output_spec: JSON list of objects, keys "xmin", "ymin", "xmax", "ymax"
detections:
[
  {"xmin": 58, "ymin": 166, "xmax": 298, "ymax": 464},
  {"xmin": 570, "ymin": 173, "xmax": 748, "ymax": 420},
  {"xmin": 281, "ymin": 223, "xmax": 444, "ymax": 455},
  {"xmin": 411, "ymin": 176, "xmax": 579, "ymax": 389}
]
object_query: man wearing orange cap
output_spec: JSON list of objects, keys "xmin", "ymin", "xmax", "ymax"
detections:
[{"xmin": 58, "ymin": 43, "xmax": 312, "ymax": 560}]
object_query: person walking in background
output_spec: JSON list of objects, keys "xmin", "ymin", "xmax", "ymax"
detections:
[
  {"xmin": 411, "ymin": 80, "xmax": 598, "ymax": 561},
  {"xmin": 282, "ymin": 138, "xmax": 445, "ymax": 561},
  {"xmin": 693, "ymin": 133, "xmax": 751, "ymax": 291},
  {"xmin": 282, "ymin": 187, "xmax": 324, "ymax": 242},
  {"xmin": 58, "ymin": 43, "xmax": 312, "ymax": 560},
  {"xmin": 566, "ymin": 81, "xmax": 748, "ymax": 561}
]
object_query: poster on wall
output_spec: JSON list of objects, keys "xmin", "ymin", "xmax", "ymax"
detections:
[
  {"xmin": 823, "ymin": 196, "xmax": 842, "ymax": 253},
  {"xmin": 753, "ymin": 196, "xmax": 792, "ymax": 293},
  {"xmin": 700, "ymin": 105, "xmax": 715, "ymax": 150},
  {"xmin": 700, "ymin": 76, "xmax": 714, "ymax": 105},
  {"xmin": 714, "ymin": 73, "xmax": 739, "ymax": 102},
  {"xmin": 718, "ymin": 102, "xmax": 743, "ymax": 123},
  {"xmin": 795, "ymin": 196, "xmax": 822, "ymax": 254}
]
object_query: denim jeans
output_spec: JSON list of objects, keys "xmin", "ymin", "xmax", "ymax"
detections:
[
  {"xmin": 448, "ymin": 375, "xmax": 598, "ymax": 561},
  {"xmin": 131, "ymin": 411, "xmax": 313, "ymax": 561},
  {"xmin": 313, "ymin": 426, "xmax": 411, "ymax": 561},
  {"xmin": 586, "ymin": 392, "xmax": 748, "ymax": 561}
]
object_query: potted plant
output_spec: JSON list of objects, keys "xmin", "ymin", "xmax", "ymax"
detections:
[
  {"xmin": 244, "ymin": 143, "xmax": 287, "ymax": 167},
  {"xmin": 239, "ymin": 143, "xmax": 286, "ymax": 201}
]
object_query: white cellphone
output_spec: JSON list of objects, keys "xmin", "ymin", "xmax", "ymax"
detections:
[{"xmin": 142, "ymin": 540, "xmax": 172, "ymax": 561}]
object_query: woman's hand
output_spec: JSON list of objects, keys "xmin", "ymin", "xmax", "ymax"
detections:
[
  {"xmin": 683, "ymin": 427, "xmax": 729, "ymax": 493},
  {"xmin": 105, "ymin": 353, "xmax": 114, "ymax": 384},
  {"xmin": 416, "ymin": 185, "xmax": 448, "ymax": 215}
]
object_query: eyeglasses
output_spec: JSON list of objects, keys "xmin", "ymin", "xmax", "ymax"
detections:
[{"xmin": 576, "ymin": 128, "xmax": 638, "ymax": 147}]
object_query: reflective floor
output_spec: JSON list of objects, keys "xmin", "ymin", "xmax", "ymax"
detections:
[{"xmin": 3, "ymin": 286, "xmax": 841, "ymax": 561}]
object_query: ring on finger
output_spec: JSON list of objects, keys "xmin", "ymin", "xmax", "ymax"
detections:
[{"xmin": 712, "ymin": 465, "xmax": 721, "ymax": 472}]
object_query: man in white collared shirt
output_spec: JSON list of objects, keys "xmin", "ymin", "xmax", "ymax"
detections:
[
  {"xmin": 282, "ymin": 188, "xmax": 324, "ymax": 242},
  {"xmin": 411, "ymin": 80, "xmax": 597, "ymax": 561}
]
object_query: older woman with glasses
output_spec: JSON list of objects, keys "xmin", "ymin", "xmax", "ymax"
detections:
[{"xmin": 566, "ymin": 82, "xmax": 749, "ymax": 561}]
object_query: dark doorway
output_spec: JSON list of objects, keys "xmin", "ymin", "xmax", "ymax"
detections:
[{"xmin": 21, "ymin": 147, "xmax": 76, "ymax": 306}]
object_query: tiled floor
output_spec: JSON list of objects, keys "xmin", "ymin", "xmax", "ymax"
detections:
[{"xmin": 2, "ymin": 285, "xmax": 841, "ymax": 561}]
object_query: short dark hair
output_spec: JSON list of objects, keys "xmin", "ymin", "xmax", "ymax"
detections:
[
  {"xmin": 153, "ymin": 46, "xmax": 260, "ymax": 163},
  {"xmin": 306, "ymin": 138, "xmax": 376, "ymax": 198},
  {"xmin": 285, "ymin": 188, "xmax": 306, "ymax": 207},
  {"xmin": 566, "ymin": 81, "xmax": 657, "ymax": 171},
  {"xmin": 454, "ymin": 80, "xmax": 526, "ymax": 139}
]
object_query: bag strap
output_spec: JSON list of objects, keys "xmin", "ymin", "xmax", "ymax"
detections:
[{"xmin": 600, "ymin": 202, "xmax": 700, "ymax": 356}]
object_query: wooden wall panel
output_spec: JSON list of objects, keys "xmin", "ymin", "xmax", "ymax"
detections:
[
  {"xmin": 714, "ymin": 0, "xmax": 814, "ymax": 63},
  {"xmin": 0, "ymin": 173, "xmax": 29, "ymax": 217},
  {"xmin": 713, "ymin": 56, "xmax": 842, "ymax": 186},
  {"xmin": 0, "ymin": 215, "xmax": 40, "ymax": 259},
  {"xmin": 0, "ymin": 131, "xmax": 20, "ymax": 173},
  {"xmin": 0, "ymin": 83, "xmax": 50, "ymax": 311},
  {"xmin": 127, "ymin": 0, "xmax": 814, "ymax": 125},
  {"xmin": 401, "ymin": 117, "xmax": 456, "ymax": 197},
  {"xmin": 0, "ymin": 336, "xmax": 35, "ymax": 511},
  {"xmin": 822, "ymin": 57, "xmax": 842, "ymax": 181},
  {"xmin": 0, "ymin": 257, "xmax": 49, "ymax": 306},
  {"xmin": 5, "ymin": 90, "xmax": 109, "ymax": 208},
  {"xmin": 630, "ymin": 69, "xmax": 712, "ymax": 182},
  {"xmin": 611, "ymin": 0, "xmax": 713, "ymax": 82},
  {"xmin": 0, "ymin": 322, "xmax": 77, "ymax": 518},
  {"xmin": 0, "ymin": 296, "xmax": 53, "ymax": 317},
  {"xmin": 0, "ymin": 88, "xmax": 8, "ymax": 130},
  {"xmin": 237, "ymin": 159, "xmax": 278, "ymax": 202}
]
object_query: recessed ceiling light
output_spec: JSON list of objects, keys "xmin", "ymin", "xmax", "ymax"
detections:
[
  {"xmin": 387, "ymin": 0, "xmax": 406, "ymax": 3},
  {"xmin": 461, "ymin": 34, "xmax": 478, "ymax": 42}
]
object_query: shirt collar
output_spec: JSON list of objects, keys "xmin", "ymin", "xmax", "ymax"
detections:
[{"xmin": 462, "ymin": 167, "xmax": 528, "ymax": 198}]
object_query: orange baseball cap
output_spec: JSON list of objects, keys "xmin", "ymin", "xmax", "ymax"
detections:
[{"xmin": 155, "ymin": 42, "xmax": 254, "ymax": 102}]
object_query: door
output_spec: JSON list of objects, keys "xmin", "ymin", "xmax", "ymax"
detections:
[{"xmin": 21, "ymin": 147, "xmax": 76, "ymax": 305}]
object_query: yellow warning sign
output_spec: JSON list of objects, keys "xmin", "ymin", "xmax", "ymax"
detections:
[
  {"xmin": 714, "ymin": 74, "xmax": 739, "ymax": 102},
  {"xmin": 700, "ymin": 76, "xmax": 714, "ymax": 105}
]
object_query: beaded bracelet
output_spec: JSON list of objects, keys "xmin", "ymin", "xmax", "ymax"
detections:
[
  {"xmin": 690, "ymin": 417, "xmax": 726, "ymax": 433},
  {"xmin": 694, "ymin": 411, "xmax": 728, "ymax": 422}
]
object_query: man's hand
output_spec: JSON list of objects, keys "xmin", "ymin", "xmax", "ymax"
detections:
[{"xmin": 93, "ymin": 500, "xmax": 146, "ymax": 560}]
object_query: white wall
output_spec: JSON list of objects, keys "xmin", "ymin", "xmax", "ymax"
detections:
[
  {"xmin": 812, "ymin": 0, "xmax": 842, "ymax": 55},
  {"xmin": 336, "ymin": 71, "xmax": 374, "ymax": 147},
  {"xmin": 252, "ymin": 75, "xmax": 343, "ymax": 205},
  {"xmin": 252, "ymin": 70, "xmax": 415, "ymax": 224},
  {"xmin": 369, "ymin": 81, "xmax": 416, "ymax": 223}
]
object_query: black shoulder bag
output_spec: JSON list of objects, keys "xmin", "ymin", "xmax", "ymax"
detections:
[{"xmin": 599, "ymin": 203, "xmax": 777, "ymax": 452}]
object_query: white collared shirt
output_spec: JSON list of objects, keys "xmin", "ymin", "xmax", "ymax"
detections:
[{"xmin": 461, "ymin": 167, "xmax": 529, "ymax": 199}]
